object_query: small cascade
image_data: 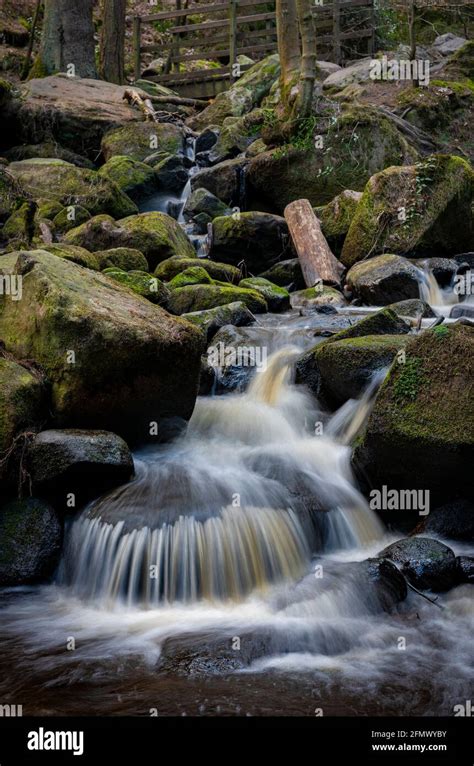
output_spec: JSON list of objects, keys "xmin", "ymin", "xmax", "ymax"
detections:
[
  {"xmin": 60, "ymin": 345, "xmax": 384, "ymax": 607},
  {"xmin": 416, "ymin": 261, "xmax": 458, "ymax": 311}
]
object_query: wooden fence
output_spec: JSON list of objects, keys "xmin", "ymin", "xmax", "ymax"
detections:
[{"xmin": 133, "ymin": 0, "xmax": 376, "ymax": 97}]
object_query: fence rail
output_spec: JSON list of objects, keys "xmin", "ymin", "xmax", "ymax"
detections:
[{"xmin": 133, "ymin": 0, "xmax": 376, "ymax": 97}]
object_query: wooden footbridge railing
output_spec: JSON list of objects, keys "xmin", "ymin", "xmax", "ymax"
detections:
[{"xmin": 133, "ymin": 0, "xmax": 376, "ymax": 98}]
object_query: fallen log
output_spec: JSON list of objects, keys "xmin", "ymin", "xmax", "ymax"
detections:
[
  {"xmin": 123, "ymin": 89, "xmax": 157, "ymax": 122},
  {"xmin": 284, "ymin": 199, "xmax": 344, "ymax": 289},
  {"xmin": 147, "ymin": 95, "xmax": 211, "ymax": 110}
]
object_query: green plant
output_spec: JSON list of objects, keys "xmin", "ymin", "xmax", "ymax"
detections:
[{"xmin": 394, "ymin": 356, "xmax": 423, "ymax": 401}]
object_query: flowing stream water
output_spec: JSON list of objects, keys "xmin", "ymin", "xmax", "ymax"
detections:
[{"xmin": 0, "ymin": 308, "xmax": 472, "ymax": 716}]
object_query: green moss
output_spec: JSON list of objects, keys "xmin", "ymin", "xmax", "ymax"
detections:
[
  {"xmin": 101, "ymin": 123, "xmax": 183, "ymax": 162},
  {"xmin": 166, "ymin": 284, "xmax": 268, "ymax": 315},
  {"xmin": 95, "ymin": 247, "xmax": 148, "ymax": 272},
  {"xmin": 239, "ymin": 277, "xmax": 290, "ymax": 311},
  {"xmin": 154, "ymin": 256, "xmax": 240, "ymax": 284},
  {"xmin": 41, "ymin": 243, "xmax": 100, "ymax": 271},
  {"xmin": 168, "ymin": 266, "xmax": 214, "ymax": 289},
  {"xmin": 98, "ymin": 156, "xmax": 157, "ymax": 199},
  {"xmin": 105, "ymin": 270, "xmax": 169, "ymax": 305},
  {"xmin": 432, "ymin": 324, "xmax": 450, "ymax": 338},
  {"xmin": 116, "ymin": 212, "xmax": 195, "ymax": 268},
  {"xmin": 27, "ymin": 54, "xmax": 49, "ymax": 80},
  {"xmin": 52, "ymin": 205, "xmax": 90, "ymax": 233},
  {"xmin": 393, "ymin": 356, "xmax": 423, "ymax": 401}
]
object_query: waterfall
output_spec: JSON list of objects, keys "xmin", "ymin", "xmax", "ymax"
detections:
[
  {"xmin": 416, "ymin": 261, "xmax": 458, "ymax": 311},
  {"xmin": 59, "ymin": 346, "xmax": 384, "ymax": 607}
]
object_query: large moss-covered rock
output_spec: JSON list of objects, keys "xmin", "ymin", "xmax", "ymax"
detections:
[
  {"xmin": 27, "ymin": 429, "xmax": 134, "ymax": 505},
  {"xmin": 190, "ymin": 157, "xmax": 248, "ymax": 206},
  {"xmin": 0, "ymin": 357, "xmax": 46, "ymax": 457},
  {"xmin": 101, "ymin": 122, "xmax": 184, "ymax": 162},
  {"xmin": 341, "ymin": 156, "xmax": 474, "ymax": 267},
  {"xmin": 41, "ymin": 243, "xmax": 101, "ymax": 270},
  {"xmin": 166, "ymin": 284, "xmax": 267, "ymax": 315},
  {"xmin": 155, "ymin": 255, "xmax": 239, "ymax": 284},
  {"xmin": 239, "ymin": 277, "xmax": 290, "ymax": 312},
  {"xmin": 209, "ymin": 212, "xmax": 292, "ymax": 273},
  {"xmin": 153, "ymin": 154, "xmax": 189, "ymax": 193},
  {"xmin": 168, "ymin": 266, "xmax": 214, "ymax": 289},
  {"xmin": 98, "ymin": 156, "xmax": 157, "ymax": 201},
  {"xmin": 353, "ymin": 324, "xmax": 474, "ymax": 500},
  {"xmin": 8, "ymin": 159, "xmax": 138, "ymax": 218},
  {"xmin": 314, "ymin": 190, "xmax": 362, "ymax": 255},
  {"xmin": 184, "ymin": 187, "xmax": 230, "ymax": 219},
  {"xmin": 259, "ymin": 259, "xmax": 305, "ymax": 290},
  {"xmin": 346, "ymin": 255, "xmax": 421, "ymax": 305},
  {"xmin": 290, "ymin": 286, "xmax": 347, "ymax": 308},
  {"xmin": 188, "ymin": 55, "xmax": 280, "ymax": 131},
  {"xmin": 181, "ymin": 301, "xmax": 255, "ymax": 342},
  {"xmin": 63, "ymin": 214, "xmax": 121, "ymax": 251},
  {"xmin": 52, "ymin": 204, "xmax": 91, "ymax": 234},
  {"xmin": 0, "ymin": 498, "xmax": 62, "ymax": 585},
  {"xmin": 0, "ymin": 251, "xmax": 204, "ymax": 443},
  {"xmin": 115, "ymin": 212, "xmax": 195, "ymax": 269},
  {"xmin": 246, "ymin": 105, "xmax": 418, "ymax": 211},
  {"xmin": 2, "ymin": 201, "xmax": 36, "ymax": 249},
  {"xmin": 386, "ymin": 298, "xmax": 436, "ymax": 319},
  {"xmin": 3, "ymin": 141, "xmax": 95, "ymax": 169},
  {"xmin": 95, "ymin": 247, "xmax": 149, "ymax": 272},
  {"xmin": 309, "ymin": 335, "xmax": 409, "ymax": 407},
  {"xmin": 105, "ymin": 269, "xmax": 170, "ymax": 305}
]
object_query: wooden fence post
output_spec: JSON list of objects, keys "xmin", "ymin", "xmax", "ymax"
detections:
[
  {"xmin": 229, "ymin": 0, "xmax": 238, "ymax": 82},
  {"xmin": 133, "ymin": 16, "xmax": 142, "ymax": 81},
  {"xmin": 333, "ymin": 0, "xmax": 341, "ymax": 66}
]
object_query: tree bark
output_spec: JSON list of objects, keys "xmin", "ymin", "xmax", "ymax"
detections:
[
  {"xmin": 295, "ymin": 0, "xmax": 317, "ymax": 118},
  {"xmin": 284, "ymin": 199, "xmax": 344, "ymax": 288},
  {"xmin": 37, "ymin": 0, "xmax": 96, "ymax": 78},
  {"xmin": 100, "ymin": 0, "xmax": 127, "ymax": 84},
  {"xmin": 276, "ymin": 0, "xmax": 300, "ymax": 91}
]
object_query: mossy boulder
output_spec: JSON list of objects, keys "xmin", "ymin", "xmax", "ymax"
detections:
[
  {"xmin": 98, "ymin": 155, "xmax": 157, "ymax": 201},
  {"xmin": 166, "ymin": 284, "xmax": 267, "ymax": 315},
  {"xmin": 41, "ymin": 243, "xmax": 101, "ymax": 270},
  {"xmin": 246, "ymin": 105, "xmax": 418, "ymax": 211},
  {"xmin": 209, "ymin": 109, "xmax": 266, "ymax": 163},
  {"xmin": 395, "ymin": 81, "xmax": 474, "ymax": 134},
  {"xmin": 190, "ymin": 157, "xmax": 248, "ymax": 206},
  {"xmin": 309, "ymin": 334, "xmax": 409, "ymax": 407},
  {"xmin": 116, "ymin": 212, "xmax": 195, "ymax": 269},
  {"xmin": 168, "ymin": 266, "xmax": 214, "ymax": 289},
  {"xmin": 314, "ymin": 190, "xmax": 362, "ymax": 255},
  {"xmin": 386, "ymin": 298, "xmax": 436, "ymax": 319},
  {"xmin": 239, "ymin": 277, "xmax": 290, "ymax": 312},
  {"xmin": 3, "ymin": 142, "xmax": 95, "ymax": 169},
  {"xmin": 259, "ymin": 259, "xmax": 305, "ymax": 291},
  {"xmin": 52, "ymin": 205, "xmax": 91, "ymax": 234},
  {"xmin": 290, "ymin": 286, "xmax": 347, "ymax": 308},
  {"xmin": 353, "ymin": 324, "xmax": 474, "ymax": 500},
  {"xmin": 0, "ymin": 165, "xmax": 27, "ymax": 222},
  {"xmin": 0, "ymin": 250, "xmax": 204, "ymax": 444},
  {"xmin": 181, "ymin": 301, "xmax": 255, "ymax": 342},
  {"xmin": 8, "ymin": 159, "xmax": 138, "ymax": 218},
  {"xmin": 184, "ymin": 187, "xmax": 230, "ymax": 219},
  {"xmin": 105, "ymin": 269, "xmax": 170, "ymax": 305},
  {"xmin": 36, "ymin": 198, "xmax": 64, "ymax": 221},
  {"xmin": 0, "ymin": 357, "xmax": 46, "ymax": 458},
  {"xmin": 346, "ymin": 255, "xmax": 421, "ymax": 305},
  {"xmin": 101, "ymin": 122, "xmax": 184, "ymax": 162},
  {"xmin": 155, "ymin": 255, "xmax": 239, "ymax": 284},
  {"xmin": 341, "ymin": 155, "xmax": 474, "ymax": 267},
  {"xmin": 153, "ymin": 154, "xmax": 189, "ymax": 193},
  {"xmin": 187, "ymin": 54, "xmax": 280, "ymax": 131},
  {"xmin": 63, "ymin": 214, "xmax": 121, "ymax": 251},
  {"xmin": 441, "ymin": 40, "xmax": 474, "ymax": 82},
  {"xmin": 210, "ymin": 212, "xmax": 292, "ymax": 273},
  {"xmin": 95, "ymin": 247, "xmax": 149, "ymax": 272},
  {"xmin": 0, "ymin": 498, "xmax": 62, "ymax": 585},
  {"xmin": 2, "ymin": 201, "xmax": 36, "ymax": 249}
]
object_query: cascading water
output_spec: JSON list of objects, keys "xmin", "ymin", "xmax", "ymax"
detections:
[
  {"xmin": 59, "ymin": 345, "xmax": 382, "ymax": 606},
  {"xmin": 416, "ymin": 260, "xmax": 458, "ymax": 314}
]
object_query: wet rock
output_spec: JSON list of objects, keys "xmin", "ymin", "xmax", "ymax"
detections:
[
  {"xmin": 184, "ymin": 187, "xmax": 230, "ymax": 219},
  {"xmin": 239, "ymin": 277, "xmax": 290, "ymax": 312},
  {"xmin": 199, "ymin": 355, "xmax": 216, "ymax": 395},
  {"xmin": 94, "ymin": 247, "xmax": 149, "ymax": 272},
  {"xmin": 166, "ymin": 284, "xmax": 267, "ymax": 315},
  {"xmin": 113, "ymin": 212, "xmax": 196, "ymax": 269},
  {"xmin": 155, "ymin": 255, "xmax": 240, "ymax": 284},
  {"xmin": 346, "ymin": 254, "xmax": 421, "ymax": 305},
  {"xmin": 190, "ymin": 157, "xmax": 248, "ymax": 206},
  {"xmin": 291, "ymin": 286, "xmax": 347, "ymax": 309},
  {"xmin": 209, "ymin": 212, "xmax": 292, "ymax": 274},
  {"xmin": 353, "ymin": 324, "xmax": 474, "ymax": 500},
  {"xmin": 246, "ymin": 105, "xmax": 418, "ymax": 211},
  {"xmin": 101, "ymin": 122, "xmax": 184, "ymax": 162},
  {"xmin": 3, "ymin": 142, "xmax": 95, "ymax": 169},
  {"xmin": 314, "ymin": 189, "xmax": 362, "ymax": 255},
  {"xmin": 456, "ymin": 556, "xmax": 474, "ymax": 583},
  {"xmin": 422, "ymin": 498, "xmax": 474, "ymax": 542},
  {"xmin": 341, "ymin": 156, "xmax": 474, "ymax": 267},
  {"xmin": 168, "ymin": 266, "xmax": 214, "ymax": 289},
  {"xmin": 451, "ymin": 303, "xmax": 474, "ymax": 319},
  {"xmin": 153, "ymin": 154, "xmax": 189, "ymax": 194},
  {"xmin": 0, "ymin": 250, "xmax": 203, "ymax": 444},
  {"xmin": 259, "ymin": 258, "xmax": 305, "ymax": 291},
  {"xmin": 386, "ymin": 298, "xmax": 436, "ymax": 319},
  {"xmin": 195, "ymin": 127, "xmax": 220, "ymax": 154},
  {"xmin": 8, "ymin": 159, "xmax": 138, "ymax": 218},
  {"xmin": 361, "ymin": 557, "xmax": 408, "ymax": 609},
  {"xmin": 187, "ymin": 54, "xmax": 280, "ymax": 131},
  {"xmin": 309, "ymin": 335, "xmax": 409, "ymax": 407},
  {"xmin": 182, "ymin": 301, "xmax": 255, "ymax": 342},
  {"xmin": 98, "ymin": 156, "xmax": 157, "ymax": 202},
  {"xmin": 0, "ymin": 498, "xmax": 62, "ymax": 585},
  {"xmin": 378, "ymin": 537, "xmax": 457, "ymax": 592},
  {"xmin": 27, "ymin": 429, "xmax": 134, "ymax": 506},
  {"xmin": 416, "ymin": 257, "xmax": 458, "ymax": 286}
]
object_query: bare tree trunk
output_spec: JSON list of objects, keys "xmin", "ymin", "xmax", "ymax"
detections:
[
  {"xmin": 408, "ymin": 1, "xmax": 418, "ymax": 87},
  {"xmin": 276, "ymin": 0, "xmax": 300, "ymax": 92},
  {"xmin": 295, "ymin": 0, "xmax": 317, "ymax": 118},
  {"xmin": 35, "ymin": 0, "xmax": 96, "ymax": 78},
  {"xmin": 100, "ymin": 0, "xmax": 127, "ymax": 84}
]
